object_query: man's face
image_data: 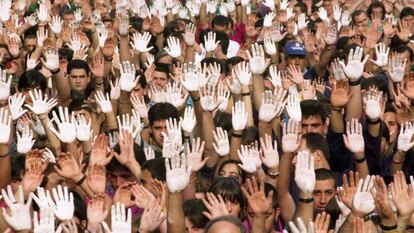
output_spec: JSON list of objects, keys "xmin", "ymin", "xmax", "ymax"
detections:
[
  {"xmin": 68, "ymin": 68, "xmax": 90, "ymax": 92},
  {"xmin": 354, "ymin": 13, "xmax": 368, "ymax": 31},
  {"xmin": 301, "ymin": 115, "xmax": 326, "ymax": 134},
  {"xmin": 207, "ymin": 221, "xmax": 242, "ymax": 233},
  {"xmin": 322, "ymin": 0, "xmax": 333, "ymax": 15},
  {"xmin": 150, "ymin": 120, "xmax": 168, "ymax": 147},
  {"xmin": 132, "ymin": 83, "xmax": 146, "ymax": 98},
  {"xmin": 24, "ymin": 37, "xmax": 36, "ymax": 53},
  {"xmin": 152, "ymin": 71, "xmax": 169, "ymax": 89},
  {"xmin": 402, "ymin": 15, "xmax": 414, "ymax": 27},
  {"xmin": 218, "ymin": 163, "xmax": 242, "ymax": 183},
  {"xmin": 383, "ymin": 112, "xmax": 398, "ymax": 143},
  {"xmin": 312, "ymin": 179, "xmax": 336, "ymax": 210},
  {"xmin": 108, "ymin": 169, "xmax": 136, "ymax": 190},
  {"xmin": 372, "ymin": 7, "xmax": 383, "ymax": 18},
  {"xmin": 185, "ymin": 218, "xmax": 205, "ymax": 233},
  {"xmin": 213, "ymin": 24, "xmax": 227, "ymax": 33},
  {"xmin": 286, "ymin": 56, "xmax": 306, "ymax": 72},
  {"xmin": 62, "ymin": 13, "xmax": 74, "ymax": 25}
]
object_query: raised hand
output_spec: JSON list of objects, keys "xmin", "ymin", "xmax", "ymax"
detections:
[
  {"xmin": 232, "ymin": 101, "xmax": 247, "ymax": 131},
  {"xmin": 247, "ymin": 43, "xmax": 269, "ymax": 75},
  {"xmin": 282, "ymin": 119, "xmax": 301, "ymax": 153},
  {"xmin": 387, "ymin": 53, "xmax": 407, "ymax": 83},
  {"xmin": 184, "ymin": 23, "xmax": 196, "ymax": 46},
  {"xmin": 165, "ymin": 151, "xmax": 191, "ymax": 193},
  {"xmin": 95, "ymin": 91, "xmax": 113, "ymax": 113},
  {"xmin": 371, "ymin": 176, "xmax": 395, "ymax": 224},
  {"xmin": 311, "ymin": 212, "xmax": 332, "ymax": 233},
  {"xmin": 397, "ymin": 122, "xmax": 414, "ymax": 152},
  {"xmin": 33, "ymin": 208, "xmax": 56, "ymax": 233},
  {"xmin": 119, "ymin": 61, "xmax": 138, "ymax": 92},
  {"xmin": 165, "ymin": 37, "xmax": 182, "ymax": 58},
  {"xmin": 1, "ymin": 185, "xmax": 32, "ymax": 231},
  {"xmin": 370, "ymin": 43, "xmax": 389, "ymax": 67},
  {"xmin": 75, "ymin": 115, "xmax": 93, "ymax": 142},
  {"xmin": 295, "ymin": 151, "xmax": 315, "ymax": 195},
  {"xmin": 166, "ymin": 117, "xmax": 182, "ymax": 146},
  {"xmin": 144, "ymin": 146, "xmax": 155, "ymax": 160},
  {"xmin": 181, "ymin": 63, "xmax": 206, "ymax": 91},
  {"xmin": 331, "ymin": 59, "xmax": 346, "ymax": 81},
  {"xmin": 98, "ymin": 27, "xmax": 108, "ymax": 48},
  {"xmin": 263, "ymin": 39, "xmax": 276, "ymax": 56},
  {"xmin": 186, "ymin": 138, "xmax": 207, "ymax": 172},
  {"xmin": 130, "ymin": 93, "xmax": 148, "ymax": 118},
  {"xmin": 25, "ymin": 89, "xmax": 58, "ymax": 115},
  {"xmin": 260, "ymin": 134, "xmax": 279, "ymax": 169},
  {"xmin": 204, "ymin": 31, "xmax": 220, "ymax": 52},
  {"xmin": 117, "ymin": 113, "xmax": 142, "ymax": 139},
  {"xmin": 130, "ymin": 183, "xmax": 155, "ymax": 209},
  {"xmin": 165, "ymin": 82, "xmax": 188, "ymax": 108},
  {"xmin": 90, "ymin": 134, "xmax": 113, "ymax": 166},
  {"xmin": 206, "ymin": 62, "xmax": 221, "ymax": 87},
  {"xmin": 341, "ymin": 10, "xmax": 350, "ymax": 26},
  {"xmin": 297, "ymin": 13, "xmax": 309, "ymax": 30},
  {"xmin": 114, "ymin": 129, "xmax": 138, "ymax": 167},
  {"xmin": 259, "ymin": 90, "xmax": 286, "ymax": 122},
  {"xmin": 8, "ymin": 93, "xmax": 27, "ymax": 120},
  {"xmin": 37, "ymin": 3, "xmax": 48, "ymax": 22},
  {"xmin": 149, "ymin": 84, "xmax": 166, "ymax": 103},
  {"xmin": 217, "ymin": 83, "xmax": 230, "ymax": 112},
  {"xmin": 263, "ymin": 12, "xmax": 275, "ymax": 27},
  {"xmin": 288, "ymin": 218, "xmax": 307, "ymax": 233},
  {"xmin": 212, "ymin": 127, "xmax": 229, "ymax": 156},
  {"xmin": 338, "ymin": 46, "xmax": 369, "ymax": 81},
  {"xmin": 48, "ymin": 185, "xmax": 75, "ymax": 221},
  {"xmin": 333, "ymin": 4, "xmax": 342, "ymax": 21},
  {"xmin": 16, "ymin": 126, "xmax": 35, "ymax": 153},
  {"xmin": 49, "ymin": 15, "xmax": 62, "ymax": 34},
  {"xmin": 41, "ymin": 148, "xmax": 56, "ymax": 164},
  {"xmin": 202, "ymin": 193, "xmax": 229, "ymax": 220},
  {"xmin": 237, "ymin": 145, "xmax": 257, "ymax": 173},
  {"xmin": 200, "ymin": 84, "xmax": 219, "ymax": 111},
  {"xmin": 234, "ymin": 61, "xmax": 252, "ymax": 86},
  {"xmin": 318, "ymin": 7, "xmax": 329, "ymax": 23},
  {"xmin": 42, "ymin": 48, "xmax": 60, "ymax": 72},
  {"xmin": 0, "ymin": 108, "xmax": 12, "ymax": 143},
  {"xmin": 87, "ymin": 164, "xmax": 107, "ymax": 194},
  {"xmin": 139, "ymin": 199, "xmax": 166, "ymax": 232},
  {"xmin": 286, "ymin": 93, "xmax": 302, "ymax": 122},
  {"xmin": 343, "ymin": 119, "xmax": 365, "ymax": 154},
  {"xmin": 49, "ymin": 107, "xmax": 77, "ymax": 143},
  {"xmin": 102, "ymin": 203, "xmax": 131, "ymax": 233},
  {"xmin": 352, "ymin": 175, "xmax": 375, "ymax": 216},
  {"xmin": 131, "ymin": 32, "xmax": 153, "ymax": 53},
  {"xmin": 287, "ymin": 65, "xmax": 304, "ymax": 86},
  {"xmin": 330, "ymin": 78, "xmax": 351, "ymax": 107},
  {"xmin": 0, "ymin": 69, "xmax": 11, "ymax": 101},
  {"xmin": 269, "ymin": 65, "xmax": 282, "ymax": 87},
  {"xmin": 241, "ymin": 177, "xmax": 273, "ymax": 215},
  {"xmin": 390, "ymin": 171, "xmax": 414, "ymax": 217},
  {"xmin": 110, "ymin": 78, "xmax": 121, "ymax": 100},
  {"xmin": 363, "ymin": 90, "xmax": 382, "ymax": 121},
  {"xmin": 338, "ymin": 171, "xmax": 360, "ymax": 209},
  {"xmin": 87, "ymin": 195, "xmax": 109, "ymax": 228},
  {"xmin": 181, "ymin": 106, "xmax": 196, "ymax": 133}
]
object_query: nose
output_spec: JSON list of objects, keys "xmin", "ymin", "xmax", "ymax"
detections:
[
  {"xmin": 320, "ymin": 193, "xmax": 327, "ymax": 204},
  {"xmin": 225, "ymin": 201, "xmax": 232, "ymax": 213}
]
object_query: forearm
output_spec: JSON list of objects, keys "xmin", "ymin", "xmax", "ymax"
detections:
[
  {"xmin": 119, "ymin": 91, "xmax": 133, "ymax": 115},
  {"xmin": 126, "ymin": 161, "xmax": 142, "ymax": 180},
  {"xmin": 251, "ymin": 215, "xmax": 266, "ymax": 233},
  {"xmin": 182, "ymin": 172, "xmax": 197, "ymax": 201},
  {"xmin": 354, "ymin": 153, "xmax": 369, "ymax": 178},
  {"xmin": 390, "ymin": 150, "xmax": 406, "ymax": 175},
  {"xmin": 184, "ymin": 46, "xmax": 195, "ymax": 63},
  {"xmin": 345, "ymin": 84, "xmax": 362, "ymax": 121},
  {"xmin": 0, "ymin": 144, "xmax": 11, "ymax": 189},
  {"xmin": 53, "ymin": 70, "xmax": 71, "ymax": 104},
  {"xmin": 202, "ymin": 112, "xmax": 220, "ymax": 167},
  {"xmin": 315, "ymin": 44, "xmax": 335, "ymax": 77},
  {"xmin": 258, "ymin": 121, "xmax": 273, "ymax": 140},
  {"xmin": 294, "ymin": 191, "xmax": 314, "ymax": 228},
  {"xmin": 167, "ymin": 192, "xmax": 185, "ymax": 233},
  {"xmin": 104, "ymin": 112, "xmax": 118, "ymax": 131},
  {"xmin": 39, "ymin": 115, "xmax": 62, "ymax": 153},
  {"xmin": 229, "ymin": 132, "xmax": 243, "ymax": 161},
  {"xmin": 330, "ymin": 109, "xmax": 345, "ymax": 133},
  {"xmin": 119, "ymin": 36, "xmax": 132, "ymax": 63},
  {"xmin": 241, "ymin": 85, "xmax": 254, "ymax": 127}
]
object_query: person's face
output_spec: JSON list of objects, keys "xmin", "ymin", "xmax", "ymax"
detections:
[
  {"xmin": 63, "ymin": 13, "xmax": 74, "ymax": 25},
  {"xmin": 372, "ymin": 7, "xmax": 383, "ymax": 19},
  {"xmin": 152, "ymin": 71, "xmax": 169, "ymax": 89},
  {"xmin": 158, "ymin": 55, "xmax": 173, "ymax": 65},
  {"xmin": 402, "ymin": 15, "xmax": 414, "ymax": 27},
  {"xmin": 0, "ymin": 47, "xmax": 11, "ymax": 64},
  {"xmin": 301, "ymin": 115, "xmax": 326, "ymax": 134},
  {"xmin": 73, "ymin": 109, "xmax": 92, "ymax": 123},
  {"xmin": 322, "ymin": 0, "xmax": 333, "ymax": 15},
  {"xmin": 142, "ymin": 18, "xmax": 152, "ymax": 31},
  {"xmin": 68, "ymin": 68, "xmax": 90, "ymax": 92},
  {"xmin": 206, "ymin": 220, "xmax": 242, "ymax": 233},
  {"xmin": 213, "ymin": 24, "xmax": 227, "ymax": 33},
  {"xmin": 139, "ymin": 169, "xmax": 159, "ymax": 196},
  {"xmin": 150, "ymin": 120, "xmax": 168, "ymax": 147},
  {"xmin": 383, "ymin": 112, "xmax": 398, "ymax": 143},
  {"xmin": 293, "ymin": 6, "xmax": 302, "ymax": 17},
  {"xmin": 218, "ymin": 163, "xmax": 242, "ymax": 183},
  {"xmin": 24, "ymin": 37, "xmax": 36, "ymax": 53},
  {"xmin": 398, "ymin": 51, "xmax": 412, "ymax": 74},
  {"xmin": 312, "ymin": 179, "xmax": 336, "ymax": 210},
  {"xmin": 132, "ymin": 83, "xmax": 146, "ymax": 97},
  {"xmin": 224, "ymin": 200, "xmax": 241, "ymax": 216},
  {"xmin": 247, "ymin": 206, "xmax": 279, "ymax": 233},
  {"xmin": 45, "ymin": 171, "xmax": 66, "ymax": 191},
  {"xmin": 185, "ymin": 217, "xmax": 205, "ymax": 233},
  {"xmin": 108, "ymin": 169, "xmax": 136, "ymax": 190},
  {"xmin": 354, "ymin": 13, "xmax": 368, "ymax": 30},
  {"xmin": 286, "ymin": 55, "xmax": 306, "ymax": 71}
]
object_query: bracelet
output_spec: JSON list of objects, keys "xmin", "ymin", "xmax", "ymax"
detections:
[
  {"xmin": 348, "ymin": 79, "xmax": 361, "ymax": 86},
  {"xmin": 75, "ymin": 174, "xmax": 87, "ymax": 186},
  {"xmin": 331, "ymin": 106, "xmax": 342, "ymax": 112},
  {"xmin": 267, "ymin": 171, "xmax": 279, "ymax": 179},
  {"xmin": 367, "ymin": 117, "xmax": 381, "ymax": 124},
  {"xmin": 104, "ymin": 56, "xmax": 113, "ymax": 62},
  {"xmin": 232, "ymin": 133, "xmax": 243, "ymax": 138},
  {"xmin": 241, "ymin": 92, "xmax": 251, "ymax": 96},
  {"xmin": 0, "ymin": 153, "xmax": 8, "ymax": 158},
  {"xmin": 193, "ymin": 97, "xmax": 200, "ymax": 102},
  {"xmin": 183, "ymin": 136, "xmax": 190, "ymax": 139},
  {"xmin": 95, "ymin": 81, "xmax": 104, "ymax": 86},
  {"xmin": 380, "ymin": 224, "xmax": 398, "ymax": 231},
  {"xmin": 355, "ymin": 157, "xmax": 366, "ymax": 163},
  {"xmin": 392, "ymin": 158, "xmax": 404, "ymax": 164},
  {"xmin": 299, "ymin": 197, "xmax": 314, "ymax": 203}
]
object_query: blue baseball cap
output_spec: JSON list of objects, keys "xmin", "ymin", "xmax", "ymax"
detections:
[{"xmin": 285, "ymin": 41, "xmax": 306, "ymax": 56}]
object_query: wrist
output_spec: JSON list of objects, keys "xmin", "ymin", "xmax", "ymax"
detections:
[{"xmin": 72, "ymin": 173, "xmax": 84, "ymax": 183}]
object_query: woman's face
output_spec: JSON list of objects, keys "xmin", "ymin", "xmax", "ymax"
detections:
[
  {"xmin": 219, "ymin": 163, "xmax": 242, "ymax": 183},
  {"xmin": 224, "ymin": 199, "xmax": 241, "ymax": 216}
]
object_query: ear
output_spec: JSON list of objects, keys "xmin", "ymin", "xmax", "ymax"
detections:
[
  {"xmin": 323, "ymin": 117, "xmax": 330, "ymax": 135},
  {"xmin": 314, "ymin": 150, "xmax": 323, "ymax": 162}
]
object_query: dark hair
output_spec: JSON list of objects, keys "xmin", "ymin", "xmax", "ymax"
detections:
[
  {"xmin": 351, "ymin": 10, "xmax": 367, "ymax": 24},
  {"xmin": 154, "ymin": 63, "xmax": 171, "ymax": 75},
  {"xmin": 212, "ymin": 15, "xmax": 230, "ymax": 28},
  {"xmin": 315, "ymin": 168, "xmax": 337, "ymax": 187},
  {"xmin": 205, "ymin": 215, "xmax": 246, "ymax": 233},
  {"xmin": 24, "ymin": 25, "xmax": 38, "ymax": 39},
  {"xmin": 391, "ymin": 45, "xmax": 414, "ymax": 61},
  {"xmin": 300, "ymin": 99, "xmax": 328, "ymax": 123},
  {"xmin": 68, "ymin": 98, "xmax": 94, "ymax": 113},
  {"xmin": 303, "ymin": 133, "xmax": 330, "ymax": 161},
  {"xmin": 294, "ymin": 2, "xmax": 308, "ymax": 14},
  {"xmin": 215, "ymin": 31, "xmax": 230, "ymax": 55},
  {"xmin": 141, "ymin": 157, "xmax": 166, "ymax": 181},
  {"xmin": 209, "ymin": 177, "xmax": 245, "ymax": 211},
  {"xmin": 335, "ymin": 37, "xmax": 351, "ymax": 52},
  {"xmin": 18, "ymin": 69, "xmax": 47, "ymax": 92},
  {"xmin": 67, "ymin": 59, "xmax": 90, "ymax": 76},
  {"xmin": 201, "ymin": 57, "xmax": 225, "ymax": 72},
  {"xmin": 367, "ymin": 1, "xmax": 385, "ymax": 20},
  {"xmin": 264, "ymin": 183, "xmax": 279, "ymax": 208},
  {"xmin": 225, "ymin": 57, "xmax": 244, "ymax": 75},
  {"xmin": 183, "ymin": 199, "xmax": 209, "ymax": 229},
  {"xmin": 217, "ymin": 160, "xmax": 246, "ymax": 183},
  {"xmin": 214, "ymin": 111, "xmax": 233, "ymax": 133},
  {"xmin": 58, "ymin": 47, "xmax": 74, "ymax": 61},
  {"xmin": 400, "ymin": 7, "xmax": 414, "ymax": 20},
  {"xmin": 242, "ymin": 126, "xmax": 258, "ymax": 146},
  {"xmin": 148, "ymin": 103, "xmax": 179, "ymax": 125}
]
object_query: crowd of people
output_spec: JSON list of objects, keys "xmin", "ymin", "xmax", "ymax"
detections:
[{"xmin": 0, "ymin": 0, "xmax": 413, "ymax": 232}]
